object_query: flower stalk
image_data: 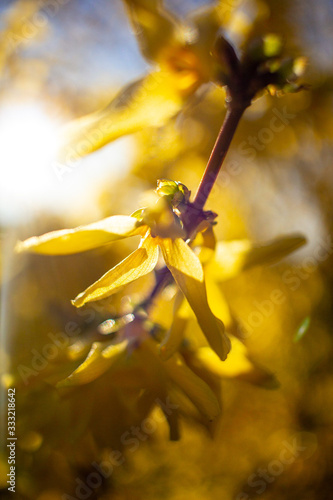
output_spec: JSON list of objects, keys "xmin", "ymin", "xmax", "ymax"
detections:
[
  {"xmin": 192, "ymin": 104, "xmax": 246, "ymax": 212},
  {"xmin": 139, "ymin": 104, "xmax": 247, "ymax": 312},
  {"xmin": 15, "ymin": 30, "xmax": 306, "ymax": 371}
]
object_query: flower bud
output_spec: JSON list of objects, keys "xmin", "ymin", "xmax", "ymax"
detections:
[{"xmin": 212, "ymin": 32, "xmax": 240, "ymax": 78}]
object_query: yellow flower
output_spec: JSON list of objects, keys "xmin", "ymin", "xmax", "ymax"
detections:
[
  {"xmin": 58, "ymin": 1, "xmax": 227, "ymax": 163},
  {"xmin": 16, "ymin": 180, "xmax": 231, "ymax": 361},
  {"xmin": 16, "ymin": 180, "xmax": 307, "ymax": 431},
  {"xmin": 57, "ymin": 315, "xmax": 221, "ymax": 423}
]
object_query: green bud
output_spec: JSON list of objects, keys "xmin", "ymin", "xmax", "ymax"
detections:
[
  {"xmin": 130, "ymin": 207, "xmax": 146, "ymax": 221},
  {"xmin": 156, "ymin": 179, "xmax": 179, "ymax": 198},
  {"xmin": 263, "ymin": 34, "xmax": 282, "ymax": 58},
  {"xmin": 176, "ymin": 182, "xmax": 190, "ymax": 203},
  {"xmin": 156, "ymin": 179, "xmax": 190, "ymax": 207},
  {"xmin": 212, "ymin": 33, "xmax": 240, "ymax": 85},
  {"xmin": 247, "ymin": 34, "xmax": 282, "ymax": 64}
]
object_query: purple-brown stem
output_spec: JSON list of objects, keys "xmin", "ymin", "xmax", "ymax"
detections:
[
  {"xmin": 181, "ymin": 103, "xmax": 247, "ymax": 238},
  {"xmin": 140, "ymin": 103, "xmax": 248, "ymax": 315},
  {"xmin": 192, "ymin": 105, "xmax": 246, "ymax": 211}
]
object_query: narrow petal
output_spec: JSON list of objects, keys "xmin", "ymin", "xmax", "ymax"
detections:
[
  {"xmin": 167, "ymin": 386, "xmax": 202, "ymax": 421},
  {"xmin": 185, "ymin": 343, "xmax": 279, "ymax": 388},
  {"xmin": 192, "ymin": 225, "xmax": 216, "ymax": 265},
  {"xmin": 161, "ymin": 402, "xmax": 180, "ymax": 441},
  {"xmin": 57, "ymin": 340, "xmax": 128, "ymax": 387},
  {"xmin": 160, "ymin": 238, "xmax": 231, "ymax": 360},
  {"xmin": 122, "ymin": 0, "xmax": 178, "ymax": 64},
  {"xmin": 159, "ymin": 292, "xmax": 189, "ymax": 360},
  {"xmin": 59, "ymin": 71, "xmax": 188, "ymax": 160},
  {"xmin": 15, "ymin": 216, "xmax": 143, "ymax": 255},
  {"xmin": 194, "ymin": 340, "xmax": 254, "ymax": 378},
  {"xmin": 212, "ymin": 234, "xmax": 307, "ymax": 281},
  {"xmin": 206, "ymin": 279, "xmax": 233, "ymax": 328},
  {"xmin": 164, "ymin": 353, "xmax": 220, "ymax": 421},
  {"xmin": 72, "ymin": 235, "xmax": 159, "ymax": 307}
]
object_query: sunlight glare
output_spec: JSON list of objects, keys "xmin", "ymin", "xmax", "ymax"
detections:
[
  {"xmin": 0, "ymin": 101, "xmax": 133, "ymax": 226},
  {"xmin": 0, "ymin": 102, "xmax": 60, "ymax": 224}
]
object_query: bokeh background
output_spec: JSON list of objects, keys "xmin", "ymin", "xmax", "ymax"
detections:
[{"xmin": 1, "ymin": 0, "xmax": 333, "ymax": 498}]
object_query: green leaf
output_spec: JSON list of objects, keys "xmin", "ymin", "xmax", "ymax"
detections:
[
  {"xmin": 72, "ymin": 234, "xmax": 159, "ymax": 307},
  {"xmin": 15, "ymin": 216, "xmax": 142, "ymax": 255},
  {"xmin": 293, "ymin": 316, "xmax": 311, "ymax": 343}
]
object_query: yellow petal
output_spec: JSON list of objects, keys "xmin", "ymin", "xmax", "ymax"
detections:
[
  {"xmin": 159, "ymin": 291, "xmax": 190, "ymax": 360},
  {"xmin": 143, "ymin": 197, "xmax": 186, "ymax": 239},
  {"xmin": 194, "ymin": 340, "xmax": 254, "ymax": 378},
  {"xmin": 72, "ymin": 235, "xmax": 159, "ymax": 307},
  {"xmin": 159, "ymin": 402, "xmax": 180, "ymax": 442},
  {"xmin": 192, "ymin": 224, "xmax": 216, "ymax": 265},
  {"xmin": 206, "ymin": 278, "xmax": 233, "ymax": 328},
  {"xmin": 123, "ymin": 0, "xmax": 178, "ymax": 64},
  {"xmin": 57, "ymin": 340, "xmax": 128, "ymax": 387},
  {"xmin": 0, "ymin": 2, "xmax": 42, "ymax": 73},
  {"xmin": 160, "ymin": 238, "xmax": 231, "ymax": 360},
  {"xmin": 59, "ymin": 71, "xmax": 187, "ymax": 160},
  {"xmin": 193, "ymin": 341, "xmax": 278, "ymax": 387},
  {"xmin": 164, "ymin": 353, "xmax": 220, "ymax": 421},
  {"xmin": 167, "ymin": 385, "xmax": 202, "ymax": 421},
  {"xmin": 15, "ymin": 216, "xmax": 142, "ymax": 255},
  {"xmin": 212, "ymin": 234, "xmax": 307, "ymax": 280}
]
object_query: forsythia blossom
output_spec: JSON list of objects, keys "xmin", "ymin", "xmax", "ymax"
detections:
[
  {"xmin": 15, "ymin": 180, "xmax": 306, "ymax": 428},
  {"xmin": 16, "ymin": 180, "xmax": 231, "ymax": 361}
]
